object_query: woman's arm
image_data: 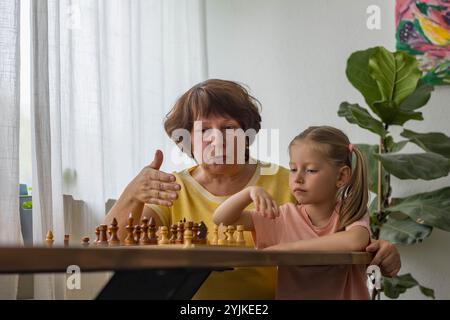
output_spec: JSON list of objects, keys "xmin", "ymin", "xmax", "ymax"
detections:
[
  {"xmin": 265, "ymin": 226, "xmax": 370, "ymax": 252},
  {"xmin": 104, "ymin": 150, "xmax": 180, "ymax": 241}
]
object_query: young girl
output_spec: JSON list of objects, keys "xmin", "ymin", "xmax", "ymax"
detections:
[{"xmin": 213, "ymin": 126, "xmax": 371, "ymax": 300}]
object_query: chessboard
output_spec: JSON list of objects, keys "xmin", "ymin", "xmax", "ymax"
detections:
[
  {"xmin": 0, "ymin": 214, "xmax": 373, "ymax": 299},
  {"xmin": 45, "ymin": 215, "xmax": 248, "ymax": 249}
]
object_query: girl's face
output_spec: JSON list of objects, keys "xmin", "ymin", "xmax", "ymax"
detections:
[
  {"xmin": 288, "ymin": 141, "xmax": 347, "ymax": 205},
  {"xmin": 191, "ymin": 114, "xmax": 246, "ymax": 174}
]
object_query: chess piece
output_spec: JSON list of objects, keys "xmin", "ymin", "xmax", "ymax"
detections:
[
  {"xmin": 227, "ymin": 225, "xmax": 236, "ymax": 246},
  {"xmin": 218, "ymin": 225, "xmax": 227, "ymax": 245},
  {"xmin": 158, "ymin": 226, "xmax": 170, "ymax": 244},
  {"xmin": 98, "ymin": 224, "xmax": 109, "ymax": 246},
  {"xmin": 134, "ymin": 225, "xmax": 142, "ymax": 244},
  {"xmin": 197, "ymin": 221, "xmax": 208, "ymax": 245},
  {"xmin": 192, "ymin": 223, "xmax": 199, "ymax": 244},
  {"xmin": 236, "ymin": 225, "xmax": 246, "ymax": 246},
  {"xmin": 64, "ymin": 234, "xmax": 70, "ymax": 247},
  {"xmin": 185, "ymin": 221, "xmax": 193, "ymax": 233},
  {"xmin": 183, "ymin": 229, "xmax": 193, "ymax": 248},
  {"xmin": 210, "ymin": 225, "xmax": 219, "ymax": 245},
  {"xmin": 108, "ymin": 218, "xmax": 121, "ymax": 246},
  {"xmin": 148, "ymin": 217, "xmax": 158, "ymax": 245},
  {"xmin": 124, "ymin": 213, "xmax": 135, "ymax": 246},
  {"xmin": 95, "ymin": 226, "xmax": 100, "ymax": 245},
  {"xmin": 81, "ymin": 237, "xmax": 90, "ymax": 247},
  {"xmin": 176, "ymin": 221, "xmax": 185, "ymax": 244},
  {"xmin": 169, "ymin": 224, "xmax": 177, "ymax": 244},
  {"xmin": 45, "ymin": 230, "xmax": 54, "ymax": 247},
  {"xmin": 139, "ymin": 216, "xmax": 151, "ymax": 245}
]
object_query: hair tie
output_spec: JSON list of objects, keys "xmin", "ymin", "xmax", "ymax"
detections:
[{"xmin": 348, "ymin": 144, "xmax": 354, "ymax": 153}]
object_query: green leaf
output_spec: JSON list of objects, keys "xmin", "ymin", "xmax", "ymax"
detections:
[
  {"xmin": 338, "ymin": 102, "xmax": 386, "ymax": 137},
  {"xmin": 375, "ymin": 152, "xmax": 450, "ymax": 180},
  {"xmin": 346, "ymin": 47, "xmax": 382, "ymax": 108},
  {"xmin": 379, "ymin": 217, "xmax": 432, "ymax": 245},
  {"xmin": 388, "ymin": 187, "xmax": 450, "ymax": 232},
  {"xmin": 369, "ymin": 196, "xmax": 378, "ymax": 216},
  {"xmin": 399, "ymin": 80, "xmax": 434, "ymax": 111},
  {"xmin": 368, "ymin": 47, "xmax": 422, "ymax": 107},
  {"xmin": 385, "ymin": 136, "xmax": 408, "ymax": 153},
  {"xmin": 22, "ymin": 201, "xmax": 33, "ymax": 210},
  {"xmin": 401, "ymin": 129, "xmax": 450, "ymax": 159},
  {"xmin": 372, "ymin": 100, "xmax": 424, "ymax": 126},
  {"xmin": 383, "ymin": 274, "xmax": 434, "ymax": 299},
  {"xmin": 419, "ymin": 286, "xmax": 435, "ymax": 299},
  {"xmin": 356, "ymin": 144, "xmax": 388, "ymax": 194},
  {"xmin": 382, "ymin": 273, "xmax": 418, "ymax": 299}
]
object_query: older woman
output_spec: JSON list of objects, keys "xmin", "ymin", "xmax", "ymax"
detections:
[{"xmin": 105, "ymin": 79, "xmax": 401, "ymax": 299}]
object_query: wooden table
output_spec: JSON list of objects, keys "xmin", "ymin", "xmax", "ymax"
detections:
[{"xmin": 0, "ymin": 246, "xmax": 372, "ymax": 299}]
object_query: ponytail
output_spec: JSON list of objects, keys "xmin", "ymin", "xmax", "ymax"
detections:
[{"xmin": 337, "ymin": 145, "xmax": 369, "ymax": 231}]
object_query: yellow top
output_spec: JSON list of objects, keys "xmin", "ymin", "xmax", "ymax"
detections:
[{"xmin": 145, "ymin": 161, "xmax": 295, "ymax": 299}]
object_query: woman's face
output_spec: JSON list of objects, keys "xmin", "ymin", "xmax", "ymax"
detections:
[{"xmin": 191, "ymin": 114, "xmax": 247, "ymax": 174}]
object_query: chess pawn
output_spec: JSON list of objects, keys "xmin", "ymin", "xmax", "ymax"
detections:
[
  {"xmin": 108, "ymin": 218, "xmax": 121, "ymax": 246},
  {"xmin": 158, "ymin": 226, "xmax": 170, "ymax": 245},
  {"xmin": 183, "ymin": 229, "xmax": 194, "ymax": 248},
  {"xmin": 148, "ymin": 217, "xmax": 158, "ymax": 245},
  {"xmin": 45, "ymin": 230, "xmax": 54, "ymax": 247},
  {"xmin": 133, "ymin": 225, "xmax": 142, "ymax": 244},
  {"xmin": 169, "ymin": 224, "xmax": 177, "ymax": 244},
  {"xmin": 139, "ymin": 217, "xmax": 151, "ymax": 245},
  {"xmin": 176, "ymin": 221, "xmax": 185, "ymax": 244},
  {"xmin": 98, "ymin": 224, "xmax": 109, "ymax": 246},
  {"xmin": 81, "ymin": 237, "xmax": 90, "ymax": 247},
  {"xmin": 217, "ymin": 225, "xmax": 227, "ymax": 246},
  {"xmin": 227, "ymin": 225, "xmax": 236, "ymax": 246},
  {"xmin": 236, "ymin": 225, "xmax": 246, "ymax": 246},
  {"xmin": 210, "ymin": 225, "xmax": 219, "ymax": 245},
  {"xmin": 64, "ymin": 234, "xmax": 70, "ymax": 247},
  {"xmin": 124, "ymin": 213, "xmax": 135, "ymax": 246}
]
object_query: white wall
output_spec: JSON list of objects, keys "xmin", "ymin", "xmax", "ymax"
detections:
[{"xmin": 206, "ymin": 0, "xmax": 450, "ymax": 299}]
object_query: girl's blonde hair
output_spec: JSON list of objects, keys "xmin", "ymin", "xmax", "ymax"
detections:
[{"xmin": 289, "ymin": 126, "xmax": 368, "ymax": 231}]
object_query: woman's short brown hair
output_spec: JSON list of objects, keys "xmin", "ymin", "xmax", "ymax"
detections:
[{"xmin": 164, "ymin": 79, "xmax": 262, "ymax": 156}]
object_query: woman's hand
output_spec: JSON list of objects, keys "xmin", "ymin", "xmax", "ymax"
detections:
[
  {"xmin": 126, "ymin": 150, "xmax": 181, "ymax": 206},
  {"xmin": 249, "ymin": 186, "xmax": 279, "ymax": 219},
  {"xmin": 366, "ymin": 239, "xmax": 401, "ymax": 277}
]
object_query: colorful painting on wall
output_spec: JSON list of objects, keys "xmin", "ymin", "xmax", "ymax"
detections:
[{"xmin": 396, "ymin": 0, "xmax": 450, "ymax": 85}]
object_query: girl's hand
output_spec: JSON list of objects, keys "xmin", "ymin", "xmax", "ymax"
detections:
[
  {"xmin": 248, "ymin": 186, "xmax": 279, "ymax": 219},
  {"xmin": 126, "ymin": 150, "xmax": 181, "ymax": 206}
]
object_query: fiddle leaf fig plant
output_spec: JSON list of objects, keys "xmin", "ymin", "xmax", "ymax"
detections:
[{"xmin": 338, "ymin": 46, "xmax": 450, "ymax": 299}]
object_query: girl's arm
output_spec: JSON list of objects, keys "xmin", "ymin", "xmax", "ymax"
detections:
[
  {"xmin": 213, "ymin": 186, "xmax": 280, "ymax": 231},
  {"xmin": 213, "ymin": 187, "xmax": 255, "ymax": 231},
  {"xmin": 266, "ymin": 226, "xmax": 370, "ymax": 252}
]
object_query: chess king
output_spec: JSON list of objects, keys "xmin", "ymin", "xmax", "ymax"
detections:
[{"xmin": 104, "ymin": 79, "xmax": 402, "ymax": 299}]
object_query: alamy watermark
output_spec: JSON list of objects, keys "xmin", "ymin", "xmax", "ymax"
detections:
[
  {"xmin": 66, "ymin": 265, "xmax": 81, "ymax": 290},
  {"xmin": 170, "ymin": 121, "xmax": 280, "ymax": 175}
]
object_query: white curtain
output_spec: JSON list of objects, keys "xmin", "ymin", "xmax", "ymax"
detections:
[
  {"xmin": 0, "ymin": 0, "xmax": 23, "ymax": 299},
  {"xmin": 31, "ymin": 0, "xmax": 207, "ymax": 299}
]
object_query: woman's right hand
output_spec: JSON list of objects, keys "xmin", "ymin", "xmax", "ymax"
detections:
[
  {"xmin": 126, "ymin": 150, "xmax": 180, "ymax": 206},
  {"xmin": 249, "ymin": 186, "xmax": 279, "ymax": 219}
]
